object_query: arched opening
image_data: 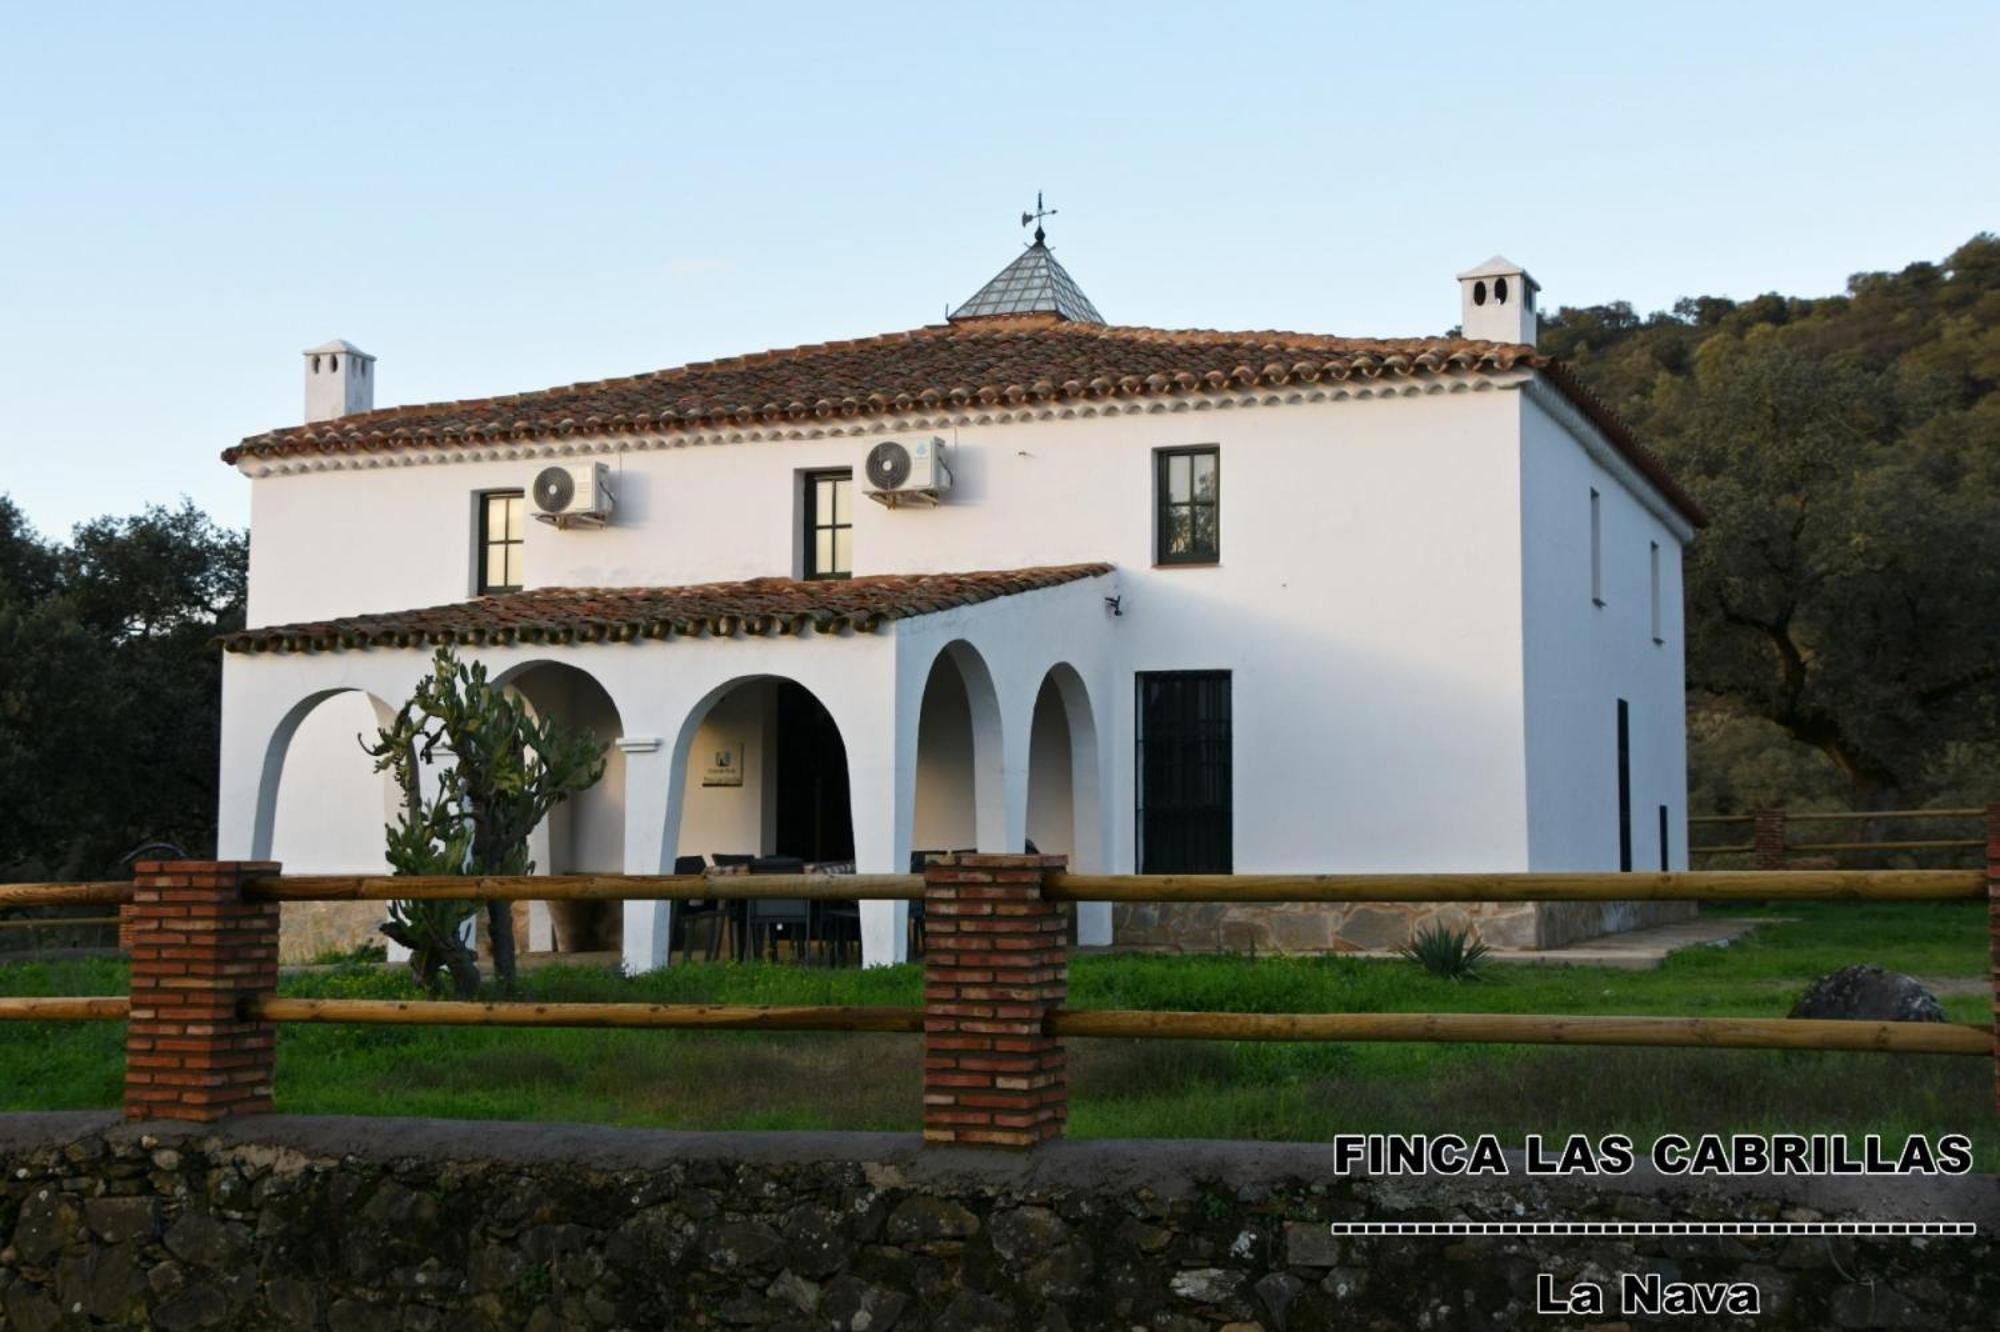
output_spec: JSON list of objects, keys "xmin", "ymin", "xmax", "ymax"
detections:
[
  {"xmin": 260, "ymin": 688, "xmax": 400, "ymax": 962},
  {"xmin": 913, "ymin": 641, "xmax": 1005, "ymax": 856},
  {"xmin": 1026, "ymin": 677, "xmax": 1073, "ymax": 856},
  {"xmin": 1025, "ymin": 663, "xmax": 1101, "ymax": 867},
  {"xmin": 657, "ymin": 675, "xmax": 856, "ymax": 965},
  {"xmin": 672, "ymin": 677, "xmax": 854, "ymax": 866},
  {"xmin": 501, "ymin": 662, "xmax": 626, "ymax": 959},
  {"xmin": 1025, "ymin": 662, "xmax": 1109, "ymax": 945}
]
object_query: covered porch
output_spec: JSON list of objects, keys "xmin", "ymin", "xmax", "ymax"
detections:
[{"xmin": 216, "ymin": 566, "xmax": 1118, "ymax": 969}]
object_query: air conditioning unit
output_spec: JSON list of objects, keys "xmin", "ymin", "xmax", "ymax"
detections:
[
  {"xmin": 862, "ymin": 437, "xmax": 951, "ymax": 507},
  {"xmin": 531, "ymin": 462, "xmax": 614, "ymax": 528}
]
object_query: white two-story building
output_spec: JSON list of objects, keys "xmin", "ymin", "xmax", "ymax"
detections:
[{"xmin": 216, "ymin": 233, "xmax": 1703, "ymax": 968}]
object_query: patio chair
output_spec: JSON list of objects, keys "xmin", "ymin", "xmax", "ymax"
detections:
[
  {"xmin": 710, "ymin": 854, "xmax": 756, "ymax": 959},
  {"xmin": 747, "ymin": 856, "xmax": 809, "ymax": 962},
  {"xmin": 804, "ymin": 860, "xmax": 861, "ymax": 967},
  {"xmin": 669, "ymin": 855, "xmax": 727, "ymax": 962}
]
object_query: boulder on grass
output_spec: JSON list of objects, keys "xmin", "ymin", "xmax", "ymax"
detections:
[{"xmin": 1788, "ymin": 964, "xmax": 1947, "ymax": 1023}]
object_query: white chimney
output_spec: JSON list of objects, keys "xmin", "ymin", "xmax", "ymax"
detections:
[
  {"xmin": 1456, "ymin": 256, "xmax": 1539, "ymax": 346},
  {"xmin": 304, "ymin": 339, "xmax": 375, "ymax": 422}
]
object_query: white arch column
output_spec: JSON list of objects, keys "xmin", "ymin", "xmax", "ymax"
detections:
[
  {"xmin": 857, "ymin": 671, "xmax": 917, "ymax": 968},
  {"xmin": 619, "ymin": 736, "xmax": 675, "ymax": 972},
  {"xmin": 608, "ymin": 680, "xmax": 705, "ymax": 975}
]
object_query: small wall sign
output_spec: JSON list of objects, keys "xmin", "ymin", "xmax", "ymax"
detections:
[{"xmin": 702, "ymin": 745, "xmax": 744, "ymax": 787}]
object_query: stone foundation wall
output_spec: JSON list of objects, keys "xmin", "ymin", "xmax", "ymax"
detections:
[
  {"xmin": 286, "ymin": 896, "xmax": 1700, "ymax": 963},
  {"xmin": 278, "ymin": 901, "xmax": 625, "ymax": 964},
  {"xmin": 1110, "ymin": 899, "xmax": 1698, "ymax": 954},
  {"xmin": 278, "ymin": 902, "xmax": 384, "ymax": 964},
  {"xmin": 1537, "ymin": 899, "xmax": 1699, "ymax": 950},
  {"xmin": 1, "ymin": 1114, "xmax": 1992, "ymax": 1331}
]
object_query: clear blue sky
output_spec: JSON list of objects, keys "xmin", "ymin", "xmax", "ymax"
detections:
[{"xmin": 2, "ymin": 1, "xmax": 1993, "ymax": 536}]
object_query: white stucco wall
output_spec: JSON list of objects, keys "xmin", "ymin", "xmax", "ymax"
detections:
[
  {"xmin": 1025, "ymin": 680, "xmax": 1075, "ymax": 857},
  {"xmin": 912, "ymin": 658, "xmax": 977, "ymax": 855},
  {"xmin": 267, "ymin": 690, "xmax": 394, "ymax": 874},
  {"xmin": 226, "ymin": 373, "xmax": 1697, "ymax": 965},
  {"xmin": 241, "ymin": 389, "xmax": 1543, "ymax": 866},
  {"xmin": 1519, "ymin": 390, "xmax": 1691, "ymax": 874},
  {"xmin": 509, "ymin": 664, "xmax": 627, "ymax": 876}
]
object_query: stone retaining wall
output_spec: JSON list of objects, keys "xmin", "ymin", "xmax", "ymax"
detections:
[{"xmin": 1, "ymin": 1114, "xmax": 1992, "ymax": 1330}]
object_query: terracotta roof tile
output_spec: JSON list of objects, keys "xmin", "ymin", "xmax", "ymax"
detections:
[
  {"xmin": 219, "ymin": 564, "xmax": 1115, "ymax": 655},
  {"xmin": 226, "ymin": 318, "xmax": 1700, "ymax": 525}
]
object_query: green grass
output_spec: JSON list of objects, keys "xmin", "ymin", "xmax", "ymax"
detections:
[{"xmin": 1, "ymin": 904, "xmax": 1990, "ymax": 1163}]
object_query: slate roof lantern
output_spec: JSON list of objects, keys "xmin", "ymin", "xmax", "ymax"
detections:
[{"xmin": 950, "ymin": 201, "xmax": 1104, "ymax": 324}]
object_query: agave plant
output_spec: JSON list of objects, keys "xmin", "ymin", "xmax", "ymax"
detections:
[{"xmin": 1398, "ymin": 922, "xmax": 1492, "ymax": 981}]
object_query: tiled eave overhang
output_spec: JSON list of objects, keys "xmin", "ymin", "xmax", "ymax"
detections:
[
  {"xmin": 229, "ymin": 339, "xmax": 1532, "ymax": 472},
  {"xmin": 227, "ymin": 357, "xmax": 1702, "ymax": 528},
  {"xmin": 219, "ymin": 564, "xmax": 1116, "ymax": 656}
]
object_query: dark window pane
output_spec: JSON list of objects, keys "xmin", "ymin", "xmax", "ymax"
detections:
[
  {"xmin": 1137, "ymin": 671, "xmax": 1232, "ymax": 873},
  {"xmin": 1191, "ymin": 504, "xmax": 1218, "ymax": 555},
  {"xmin": 1191, "ymin": 452, "xmax": 1216, "ymax": 498}
]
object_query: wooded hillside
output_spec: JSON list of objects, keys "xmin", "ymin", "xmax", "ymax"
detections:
[{"xmin": 1547, "ymin": 234, "xmax": 1999, "ymax": 810}]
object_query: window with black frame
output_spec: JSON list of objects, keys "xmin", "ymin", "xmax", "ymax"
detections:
[
  {"xmin": 1155, "ymin": 446, "xmax": 1219, "ymax": 564},
  {"xmin": 1136, "ymin": 671, "xmax": 1232, "ymax": 872},
  {"xmin": 803, "ymin": 469, "xmax": 853, "ymax": 580},
  {"xmin": 477, "ymin": 490, "xmax": 525, "ymax": 594}
]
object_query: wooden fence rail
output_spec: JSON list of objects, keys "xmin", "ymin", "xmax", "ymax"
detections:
[
  {"xmin": 1691, "ymin": 807, "xmax": 1987, "ymax": 825},
  {"xmin": 0, "ymin": 883, "xmax": 132, "ymax": 909},
  {"xmin": 1044, "ymin": 869, "xmax": 1984, "ymax": 902},
  {"xmin": 6, "ymin": 996, "xmax": 1986, "ymax": 1057},
  {"xmin": 0, "ymin": 997, "xmax": 129, "ymax": 1021},
  {"xmin": 256, "ymin": 872, "xmax": 926, "ymax": 902},
  {"xmin": 6, "ymin": 868, "xmax": 1984, "ymax": 907},
  {"xmin": 1, "ymin": 834, "xmax": 1994, "ymax": 1140},
  {"xmin": 1689, "ymin": 805, "xmax": 1991, "ymax": 869},
  {"xmin": 256, "ymin": 1002, "xmax": 1992, "ymax": 1056}
]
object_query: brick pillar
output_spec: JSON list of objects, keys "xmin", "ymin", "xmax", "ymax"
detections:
[
  {"xmin": 1752, "ymin": 808, "xmax": 1788, "ymax": 871},
  {"xmin": 922, "ymin": 854, "xmax": 1068, "ymax": 1148},
  {"xmin": 1987, "ymin": 806, "xmax": 1998, "ymax": 1115},
  {"xmin": 124, "ymin": 860, "xmax": 281, "ymax": 1123}
]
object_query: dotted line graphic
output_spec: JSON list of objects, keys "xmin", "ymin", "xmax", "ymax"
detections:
[{"xmin": 1326, "ymin": 1221, "xmax": 1976, "ymax": 1237}]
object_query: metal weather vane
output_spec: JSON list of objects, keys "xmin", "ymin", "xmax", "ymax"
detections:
[{"xmin": 1021, "ymin": 191, "xmax": 1057, "ymax": 245}]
